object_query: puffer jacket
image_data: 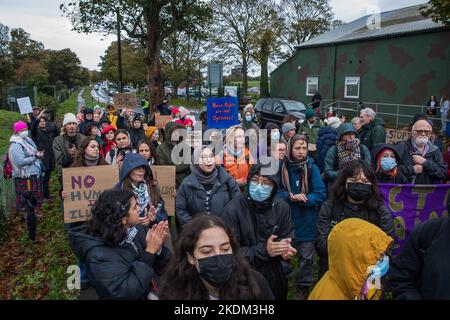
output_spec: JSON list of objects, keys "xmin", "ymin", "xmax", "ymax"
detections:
[
  {"xmin": 176, "ymin": 166, "xmax": 240, "ymax": 228},
  {"xmin": 316, "ymin": 126, "xmax": 338, "ymax": 172},
  {"xmin": 8, "ymin": 135, "xmax": 41, "ymax": 178},
  {"xmin": 309, "ymin": 218, "xmax": 393, "ymax": 300},
  {"xmin": 68, "ymin": 225, "xmax": 172, "ymax": 300},
  {"xmin": 359, "ymin": 117, "xmax": 386, "ymax": 152},
  {"xmin": 315, "ymin": 200, "xmax": 395, "ymax": 275}
]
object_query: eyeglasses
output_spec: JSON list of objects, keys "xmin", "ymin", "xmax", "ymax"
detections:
[
  {"xmin": 200, "ymin": 155, "xmax": 215, "ymax": 161},
  {"xmin": 413, "ymin": 130, "xmax": 432, "ymax": 136}
]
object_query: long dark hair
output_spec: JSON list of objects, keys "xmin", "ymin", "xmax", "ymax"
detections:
[
  {"xmin": 137, "ymin": 139, "xmax": 160, "ymax": 165},
  {"xmin": 158, "ymin": 215, "xmax": 265, "ymax": 300},
  {"xmin": 122, "ymin": 165, "xmax": 162, "ymax": 207},
  {"xmin": 86, "ymin": 189, "xmax": 135, "ymax": 246},
  {"xmin": 72, "ymin": 137, "xmax": 107, "ymax": 167},
  {"xmin": 331, "ymin": 159, "xmax": 383, "ymax": 212}
]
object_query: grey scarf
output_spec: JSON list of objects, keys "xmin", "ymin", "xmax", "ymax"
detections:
[
  {"xmin": 190, "ymin": 146, "xmax": 218, "ymax": 185},
  {"xmin": 84, "ymin": 153, "xmax": 100, "ymax": 166}
]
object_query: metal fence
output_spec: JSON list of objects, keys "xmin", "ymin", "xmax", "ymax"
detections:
[{"xmin": 313, "ymin": 99, "xmax": 445, "ymax": 130}]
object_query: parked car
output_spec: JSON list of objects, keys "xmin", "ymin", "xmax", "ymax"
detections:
[{"xmin": 255, "ymin": 97, "xmax": 306, "ymax": 128}]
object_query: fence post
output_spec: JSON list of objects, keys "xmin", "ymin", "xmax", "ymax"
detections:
[{"xmin": 396, "ymin": 104, "xmax": 399, "ymax": 129}]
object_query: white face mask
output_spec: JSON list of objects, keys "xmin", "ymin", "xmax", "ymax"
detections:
[{"xmin": 19, "ymin": 130, "xmax": 29, "ymax": 139}]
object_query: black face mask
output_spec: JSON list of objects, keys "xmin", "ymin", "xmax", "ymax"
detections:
[
  {"xmin": 346, "ymin": 182, "xmax": 372, "ymax": 202},
  {"xmin": 197, "ymin": 254, "xmax": 236, "ymax": 288}
]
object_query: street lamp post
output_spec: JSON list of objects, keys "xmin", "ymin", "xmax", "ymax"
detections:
[{"xmin": 117, "ymin": 8, "xmax": 123, "ymax": 93}]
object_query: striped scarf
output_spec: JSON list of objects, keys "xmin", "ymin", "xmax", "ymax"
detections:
[{"xmin": 337, "ymin": 138, "xmax": 361, "ymax": 169}]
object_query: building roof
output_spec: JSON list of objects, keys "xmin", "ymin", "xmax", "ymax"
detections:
[{"xmin": 296, "ymin": 4, "xmax": 447, "ymax": 49}]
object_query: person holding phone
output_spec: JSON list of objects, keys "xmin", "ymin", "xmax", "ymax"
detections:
[{"xmin": 220, "ymin": 164, "xmax": 296, "ymax": 300}]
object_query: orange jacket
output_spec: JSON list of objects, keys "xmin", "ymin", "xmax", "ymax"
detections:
[{"xmin": 217, "ymin": 147, "xmax": 254, "ymax": 184}]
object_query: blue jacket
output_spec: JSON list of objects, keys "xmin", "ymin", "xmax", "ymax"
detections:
[
  {"xmin": 316, "ymin": 126, "xmax": 338, "ymax": 173},
  {"xmin": 114, "ymin": 153, "xmax": 168, "ymax": 222},
  {"xmin": 8, "ymin": 135, "xmax": 42, "ymax": 178},
  {"xmin": 278, "ymin": 157, "xmax": 326, "ymax": 242}
]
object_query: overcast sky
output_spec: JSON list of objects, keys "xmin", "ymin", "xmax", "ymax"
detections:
[{"xmin": 0, "ymin": 0, "xmax": 426, "ymax": 71}]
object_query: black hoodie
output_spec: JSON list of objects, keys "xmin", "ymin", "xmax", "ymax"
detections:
[
  {"xmin": 220, "ymin": 165, "xmax": 293, "ymax": 300},
  {"xmin": 68, "ymin": 225, "xmax": 171, "ymax": 300},
  {"xmin": 371, "ymin": 143, "xmax": 411, "ymax": 184}
]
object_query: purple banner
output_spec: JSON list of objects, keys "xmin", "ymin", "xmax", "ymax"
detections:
[{"xmin": 378, "ymin": 184, "xmax": 450, "ymax": 256}]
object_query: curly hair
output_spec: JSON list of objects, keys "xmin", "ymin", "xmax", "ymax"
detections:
[
  {"xmin": 86, "ymin": 189, "xmax": 135, "ymax": 246},
  {"xmin": 158, "ymin": 214, "xmax": 266, "ymax": 300},
  {"xmin": 72, "ymin": 137, "xmax": 107, "ymax": 167},
  {"xmin": 330, "ymin": 159, "xmax": 383, "ymax": 212}
]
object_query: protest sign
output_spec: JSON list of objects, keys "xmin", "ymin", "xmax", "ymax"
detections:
[
  {"xmin": 155, "ymin": 114, "xmax": 173, "ymax": 129},
  {"xmin": 151, "ymin": 166, "xmax": 176, "ymax": 216},
  {"xmin": 378, "ymin": 184, "xmax": 450, "ymax": 256},
  {"xmin": 113, "ymin": 93, "xmax": 138, "ymax": 110},
  {"xmin": 385, "ymin": 129, "xmax": 411, "ymax": 144},
  {"xmin": 206, "ymin": 97, "xmax": 239, "ymax": 129},
  {"xmin": 63, "ymin": 165, "xmax": 119, "ymax": 223},
  {"xmin": 17, "ymin": 97, "xmax": 33, "ymax": 115}
]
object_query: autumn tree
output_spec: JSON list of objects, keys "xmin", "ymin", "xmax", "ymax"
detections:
[
  {"xmin": 61, "ymin": 0, "xmax": 211, "ymax": 105},
  {"xmin": 14, "ymin": 59, "xmax": 49, "ymax": 87},
  {"xmin": 420, "ymin": 0, "xmax": 450, "ymax": 26},
  {"xmin": 278, "ymin": 0, "xmax": 344, "ymax": 57}
]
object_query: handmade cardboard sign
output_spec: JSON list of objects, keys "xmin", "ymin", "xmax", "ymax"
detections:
[
  {"xmin": 151, "ymin": 166, "xmax": 176, "ymax": 216},
  {"xmin": 63, "ymin": 165, "xmax": 119, "ymax": 223}
]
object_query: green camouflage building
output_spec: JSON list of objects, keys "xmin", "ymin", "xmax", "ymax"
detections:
[{"xmin": 270, "ymin": 4, "xmax": 450, "ymax": 123}]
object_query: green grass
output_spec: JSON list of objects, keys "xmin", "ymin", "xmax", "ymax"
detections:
[
  {"xmin": 0, "ymin": 94, "xmax": 79, "ymax": 300},
  {"xmin": 82, "ymin": 86, "xmax": 108, "ymax": 109},
  {"xmin": 229, "ymin": 80, "xmax": 262, "ymax": 88},
  {"xmin": 171, "ymin": 98, "xmax": 205, "ymax": 109}
]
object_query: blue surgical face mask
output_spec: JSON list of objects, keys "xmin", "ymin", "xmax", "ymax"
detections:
[
  {"xmin": 245, "ymin": 115, "xmax": 253, "ymax": 122},
  {"xmin": 371, "ymin": 255, "xmax": 390, "ymax": 278},
  {"xmin": 249, "ymin": 181, "xmax": 273, "ymax": 202},
  {"xmin": 271, "ymin": 132, "xmax": 281, "ymax": 141},
  {"xmin": 380, "ymin": 157, "xmax": 397, "ymax": 172}
]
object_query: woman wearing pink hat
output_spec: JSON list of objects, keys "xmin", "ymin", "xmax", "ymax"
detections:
[{"xmin": 8, "ymin": 121, "xmax": 45, "ymax": 215}]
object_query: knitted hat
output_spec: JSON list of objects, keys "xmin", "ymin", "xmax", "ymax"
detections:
[
  {"xmin": 63, "ymin": 113, "xmax": 77, "ymax": 126},
  {"xmin": 171, "ymin": 107, "xmax": 180, "ymax": 116},
  {"xmin": 101, "ymin": 125, "xmax": 117, "ymax": 136},
  {"xmin": 305, "ymin": 109, "xmax": 315, "ymax": 119},
  {"xmin": 183, "ymin": 118, "xmax": 193, "ymax": 127},
  {"xmin": 13, "ymin": 121, "xmax": 28, "ymax": 134},
  {"xmin": 282, "ymin": 122, "xmax": 296, "ymax": 135},
  {"xmin": 83, "ymin": 108, "xmax": 93, "ymax": 115},
  {"xmin": 145, "ymin": 126, "xmax": 157, "ymax": 138},
  {"xmin": 327, "ymin": 117, "xmax": 342, "ymax": 129}
]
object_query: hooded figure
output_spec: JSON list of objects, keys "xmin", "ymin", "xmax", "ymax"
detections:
[
  {"xmin": 372, "ymin": 143, "xmax": 411, "ymax": 184},
  {"xmin": 241, "ymin": 105, "xmax": 260, "ymax": 132},
  {"xmin": 79, "ymin": 108, "xmax": 94, "ymax": 135},
  {"xmin": 129, "ymin": 115, "xmax": 146, "ymax": 149},
  {"xmin": 220, "ymin": 164, "xmax": 294, "ymax": 300},
  {"xmin": 324, "ymin": 123, "xmax": 371, "ymax": 187},
  {"xmin": 316, "ymin": 122, "xmax": 339, "ymax": 173},
  {"xmin": 309, "ymin": 218, "xmax": 393, "ymax": 300},
  {"xmin": 175, "ymin": 145, "xmax": 241, "ymax": 229},
  {"xmin": 156, "ymin": 121, "xmax": 191, "ymax": 188},
  {"xmin": 114, "ymin": 153, "xmax": 168, "ymax": 223}
]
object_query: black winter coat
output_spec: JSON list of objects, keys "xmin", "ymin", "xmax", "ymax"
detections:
[
  {"xmin": 68, "ymin": 225, "xmax": 172, "ymax": 300},
  {"xmin": 315, "ymin": 200, "xmax": 395, "ymax": 275},
  {"xmin": 395, "ymin": 139, "xmax": 447, "ymax": 184},
  {"xmin": 220, "ymin": 193, "xmax": 293, "ymax": 300},
  {"xmin": 176, "ymin": 166, "xmax": 241, "ymax": 228},
  {"xmin": 389, "ymin": 217, "xmax": 450, "ymax": 300},
  {"xmin": 316, "ymin": 126, "xmax": 338, "ymax": 173},
  {"xmin": 30, "ymin": 120, "xmax": 56, "ymax": 171}
]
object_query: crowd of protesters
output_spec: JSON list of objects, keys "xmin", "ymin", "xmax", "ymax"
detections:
[{"xmin": 6, "ymin": 96, "xmax": 450, "ymax": 301}]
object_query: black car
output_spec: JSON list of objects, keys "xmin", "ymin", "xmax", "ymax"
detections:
[{"xmin": 255, "ymin": 97, "xmax": 307, "ymax": 127}]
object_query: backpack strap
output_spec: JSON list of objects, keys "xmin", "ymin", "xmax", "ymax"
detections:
[{"xmin": 330, "ymin": 201, "xmax": 345, "ymax": 227}]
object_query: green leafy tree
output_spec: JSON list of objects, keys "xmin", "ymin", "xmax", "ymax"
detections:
[
  {"xmin": 420, "ymin": 0, "xmax": 450, "ymax": 26},
  {"xmin": 99, "ymin": 40, "xmax": 147, "ymax": 87},
  {"xmin": 44, "ymin": 48, "xmax": 83, "ymax": 88},
  {"xmin": 61, "ymin": 0, "xmax": 211, "ymax": 105},
  {"xmin": 0, "ymin": 23, "xmax": 14, "ymax": 84},
  {"xmin": 9, "ymin": 28, "xmax": 44, "ymax": 69}
]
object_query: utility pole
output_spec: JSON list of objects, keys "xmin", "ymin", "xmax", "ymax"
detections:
[{"xmin": 117, "ymin": 8, "xmax": 123, "ymax": 93}]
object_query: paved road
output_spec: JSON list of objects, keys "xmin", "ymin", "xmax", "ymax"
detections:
[{"xmin": 77, "ymin": 89, "xmax": 85, "ymax": 113}]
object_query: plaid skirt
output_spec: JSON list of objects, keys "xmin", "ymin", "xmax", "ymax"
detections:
[{"xmin": 14, "ymin": 175, "xmax": 43, "ymax": 212}]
